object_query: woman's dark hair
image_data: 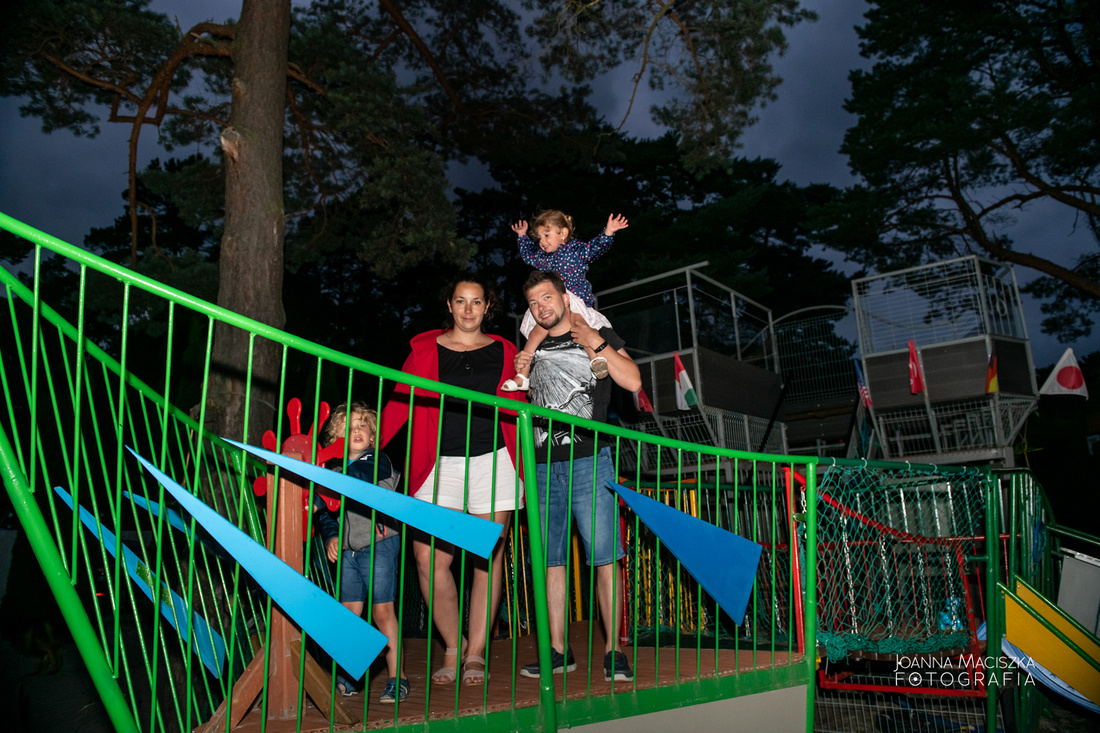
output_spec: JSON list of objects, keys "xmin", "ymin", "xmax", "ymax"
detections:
[{"xmin": 441, "ymin": 271, "xmax": 501, "ymax": 331}]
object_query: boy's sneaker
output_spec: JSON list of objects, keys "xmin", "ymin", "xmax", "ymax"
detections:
[
  {"xmin": 603, "ymin": 651, "xmax": 633, "ymax": 682},
  {"xmin": 519, "ymin": 647, "xmax": 576, "ymax": 678},
  {"xmin": 379, "ymin": 677, "xmax": 410, "ymax": 703}
]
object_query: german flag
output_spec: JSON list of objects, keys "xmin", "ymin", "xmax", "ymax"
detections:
[{"xmin": 986, "ymin": 343, "xmax": 999, "ymax": 394}]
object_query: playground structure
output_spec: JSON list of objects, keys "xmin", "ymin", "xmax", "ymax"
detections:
[
  {"xmin": 852, "ymin": 256, "xmax": 1038, "ymax": 465},
  {"xmin": 595, "ymin": 262, "xmax": 787, "ymax": 477},
  {"xmin": 771, "ymin": 306, "xmax": 861, "ymax": 459},
  {"xmin": 1, "ymin": 212, "xmax": 1098, "ymax": 733}
]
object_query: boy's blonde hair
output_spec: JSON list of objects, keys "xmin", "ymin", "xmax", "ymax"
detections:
[
  {"xmin": 533, "ymin": 209, "xmax": 574, "ymax": 242},
  {"xmin": 320, "ymin": 401, "xmax": 377, "ymax": 448}
]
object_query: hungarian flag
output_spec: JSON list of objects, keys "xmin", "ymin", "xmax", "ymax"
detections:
[
  {"xmin": 632, "ymin": 386, "xmax": 654, "ymax": 413},
  {"xmin": 853, "ymin": 357, "xmax": 872, "ymax": 408},
  {"xmin": 1039, "ymin": 348, "xmax": 1088, "ymax": 398},
  {"xmin": 673, "ymin": 353, "xmax": 698, "ymax": 410},
  {"xmin": 985, "ymin": 343, "xmax": 999, "ymax": 394},
  {"xmin": 908, "ymin": 339, "xmax": 925, "ymax": 395}
]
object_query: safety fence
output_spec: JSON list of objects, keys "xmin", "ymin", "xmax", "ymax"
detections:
[
  {"xmin": 0, "ymin": 213, "xmax": 1064, "ymax": 733},
  {"xmin": 0, "ymin": 213, "xmax": 813, "ymax": 733}
]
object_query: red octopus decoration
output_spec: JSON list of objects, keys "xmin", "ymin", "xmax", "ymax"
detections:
[{"xmin": 251, "ymin": 398, "xmax": 351, "ymax": 540}]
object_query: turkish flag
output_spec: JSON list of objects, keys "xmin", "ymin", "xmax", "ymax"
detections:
[
  {"xmin": 1039, "ymin": 348, "xmax": 1088, "ymax": 398},
  {"xmin": 908, "ymin": 340, "xmax": 925, "ymax": 395}
]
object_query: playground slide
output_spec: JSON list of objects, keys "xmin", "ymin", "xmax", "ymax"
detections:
[{"xmin": 999, "ymin": 577, "xmax": 1100, "ymax": 714}]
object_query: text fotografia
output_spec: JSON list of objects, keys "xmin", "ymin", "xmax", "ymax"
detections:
[{"xmin": 894, "ymin": 655, "xmax": 1035, "ymax": 689}]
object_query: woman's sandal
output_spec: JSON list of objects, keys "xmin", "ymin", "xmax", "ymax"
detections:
[
  {"xmin": 502, "ymin": 374, "xmax": 529, "ymax": 392},
  {"xmin": 462, "ymin": 655, "xmax": 489, "ymax": 686},
  {"xmin": 431, "ymin": 640, "xmax": 467, "ymax": 684}
]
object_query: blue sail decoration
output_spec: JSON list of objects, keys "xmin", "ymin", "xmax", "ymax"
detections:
[
  {"xmin": 608, "ymin": 481, "xmax": 762, "ymax": 625},
  {"xmin": 126, "ymin": 447, "xmax": 386, "ymax": 679},
  {"xmin": 54, "ymin": 486, "xmax": 227, "ymax": 678},
  {"xmin": 125, "ymin": 491, "xmax": 190, "ymax": 534},
  {"xmin": 225, "ymin": 437, "xmax": 504, "ymax": 559}
]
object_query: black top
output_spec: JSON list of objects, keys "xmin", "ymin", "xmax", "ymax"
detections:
[{"xmin": 437, "ymin": 341, "xmax": 505, "ymax": 456}]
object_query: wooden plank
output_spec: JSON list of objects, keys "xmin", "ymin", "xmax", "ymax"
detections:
[
  {"xmin": 197, "ymin": 646, "xmax": 268, "ymax": 733},
  {"xmin": 290, "ymin": 638, "xmax": 356, "ymax": 725}
]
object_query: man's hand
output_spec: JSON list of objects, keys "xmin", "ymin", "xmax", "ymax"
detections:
[
  {"xmin": 604, "ymin": 213, "xmax": 629, "ymax": 236},
  {"xmin": 326, "ymin": 536, "xmax": 340, "ymax": 563},
  {"xmin": 511, "ymin": 220, "xmax": 529, "ymax": 237},
  {"xmin": 569, "ymin": 314, "xmax": 603, "ymax": 351},
  {"xmin": 515, "ymin": 350, "xmax": 534, "ymax": 373}
]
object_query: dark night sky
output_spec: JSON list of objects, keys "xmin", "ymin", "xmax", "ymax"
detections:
[{"xmin": 0, "ymin": 0, "xmax": 1095, "ymax": 367}]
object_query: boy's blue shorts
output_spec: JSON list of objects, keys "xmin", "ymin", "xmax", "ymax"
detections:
[{"xmin": 339, "ymin": 534, "xmax": 400, "ymax": 605}]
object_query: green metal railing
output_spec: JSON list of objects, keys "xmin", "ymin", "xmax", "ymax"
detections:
[{"xmin": 0, "ymin": 211, "xmax": 1082, "ymax": 733}]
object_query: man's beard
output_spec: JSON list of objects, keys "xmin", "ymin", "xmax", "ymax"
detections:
[{"xmin": 534, "ymin": 309, "xmax": 566, "ymax": 330}]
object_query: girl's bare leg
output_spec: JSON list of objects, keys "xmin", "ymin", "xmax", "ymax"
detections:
[{"xmin": 503, "ymin": 326, "xmax": 547, "ymax": 391}]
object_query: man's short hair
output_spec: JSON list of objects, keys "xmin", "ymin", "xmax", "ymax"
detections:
[{"xmin": 523, "ymin": 270, "xmax": 567, "ymax": 298}]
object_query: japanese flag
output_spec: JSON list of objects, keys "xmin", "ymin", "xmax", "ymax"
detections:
[{"xmin": 1040, "ymin": 348, "xmax": 1088, "ymax": 399}]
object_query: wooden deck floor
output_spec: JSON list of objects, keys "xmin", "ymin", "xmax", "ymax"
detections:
[{"xmin": 226, "ymin": 623, "xmax": 802, "ymax": 732}]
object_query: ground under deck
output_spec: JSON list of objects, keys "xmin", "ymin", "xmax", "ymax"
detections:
[{"xmin": 223, "ymin": 622, "xmax": 803, "ymax": 732}]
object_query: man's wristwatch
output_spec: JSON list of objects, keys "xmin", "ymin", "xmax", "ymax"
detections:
[{"xmin": 593, "ymin": 341, "xmax": 609, "ymax": 354}]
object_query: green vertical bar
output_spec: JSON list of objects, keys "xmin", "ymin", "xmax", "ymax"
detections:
[
  {"xmin": 517, "ymin": 409, "xmax": 556, "ymax": 733},
  {"xmin": 985, "ymin": 472, "xmax": 1001, "ymax": 732},
  {"xmin": 803, "ymin": 464, "xmax": 817, "ymax": 733},
  {"xmin": 1006, "ymin": 473, "xmax": 1018, "ymax": 588},
  {"xmin": 0, "ymin": 425, "xmax": 139, "ymax": 733}
]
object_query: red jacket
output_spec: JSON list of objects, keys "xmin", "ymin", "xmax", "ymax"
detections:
[{"xmin": 379, "ymin": 330, "xmax": 526, "ymax": 496}]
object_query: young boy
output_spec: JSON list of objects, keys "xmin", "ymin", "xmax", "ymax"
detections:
[{"xmin": 320, "ymin": 402, "xmax": 408, "ymax": 704}]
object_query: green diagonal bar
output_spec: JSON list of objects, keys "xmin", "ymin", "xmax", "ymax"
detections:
[{"xmin": 0, "ymin": 424, "xmax": 139, "ymax": 733}]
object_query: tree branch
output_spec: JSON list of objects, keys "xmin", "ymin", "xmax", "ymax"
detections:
[
  {"xmin": 991, "ymin": 134, "xmax": 1100, "ymax": 218},
  {"xmin": 378, "ymin": 0, "xmax": 466, "ymax": 115},
  {"xmin": 617, "ymin": 1, "xmax": 675, "ymax": 131},
  {"xmin": 941, "ymin": 157, "xmax": 1100, "ymax": 299}
]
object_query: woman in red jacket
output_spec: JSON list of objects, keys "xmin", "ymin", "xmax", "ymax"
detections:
[{"xmin": 379, "ymin": 272, "xmax": 525, "ymax": 687}]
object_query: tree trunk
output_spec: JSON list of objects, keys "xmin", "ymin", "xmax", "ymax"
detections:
[{"xmin": 206, "ymin": 0, "xmax": 290, "ymax": 444}]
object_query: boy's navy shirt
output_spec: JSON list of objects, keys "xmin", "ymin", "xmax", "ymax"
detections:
[{"xmin": 321, "ymin": 449, "xmax": 401, "ymax": 550}]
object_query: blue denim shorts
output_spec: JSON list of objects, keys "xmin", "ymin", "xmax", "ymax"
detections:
[
  {"xmin": 339, "ymin": 534, "xmax": 400, "ymax": 605},
  {"xmin": 534, "ymin": 447, "xmax": 625, "ymax": 567}
]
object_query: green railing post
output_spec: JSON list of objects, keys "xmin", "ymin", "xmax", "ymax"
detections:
[
  {"xmin": 0, "ymin": 424, "xmax": 139, "ymax": 733},
  {"xmin": 517, "ymin": 409, "xmax": 557, "ymax": 732},
  {"xmin": 803, "ymin": 464, "xmax": 818, "ymax": 733},
  {"xmin": 984, "ymin": 472, "xmax": 1001, "ymax": 733}
]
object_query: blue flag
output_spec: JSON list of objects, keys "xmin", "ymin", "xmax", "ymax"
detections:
[
  {"xmin": 226, "ymin": 438, "xmax": 504, "ymax": 559},
  {"xmin": 54, "ymin": 486, "xmax": 227, "ymax": 678},
  {"xmin": 126, "ymin": 447, "xmax": 387, "ymax": 679},
  {"xmin": 608, "ymin": 481, "xmax": 762, "ymax": 625}
]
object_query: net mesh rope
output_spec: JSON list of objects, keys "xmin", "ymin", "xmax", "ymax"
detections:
[{"xmin": 805, "ymin": 463, "xmax": 990, "ymax": 661}]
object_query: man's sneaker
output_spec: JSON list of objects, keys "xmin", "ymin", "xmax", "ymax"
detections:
[
  {"xmin": 379, "ymin": 677, "xmax": 410, "ymax": 703},
  {"xmin": 604, "ymin": 650, "xmax": 633, "ymax": 682},
  {"xmin": 519, "ymin": 647, "xmax": 576, "ymax": 678}
]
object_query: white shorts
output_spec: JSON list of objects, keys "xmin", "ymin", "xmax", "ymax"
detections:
[
  {"xmin": 415, "ymin": 448, "xmax": 524, "ymax": 514},
  {"xmin": 520, "ymin": 290, "xmax": 611, "ymax": 338}
]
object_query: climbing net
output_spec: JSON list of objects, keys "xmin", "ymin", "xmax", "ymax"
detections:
[{"xmin": 806, "ymin": 463, "xmax": 991, "ymax": 662}]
